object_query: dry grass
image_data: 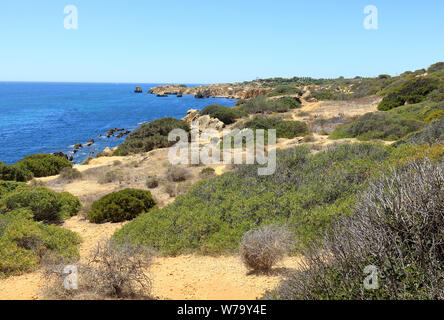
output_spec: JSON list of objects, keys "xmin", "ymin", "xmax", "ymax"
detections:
[
  {"xmin": 42, "ymin": 240, "xmax": 154, "ymax": 300},
  {"xmin": 240, "ymin": 225, "xmax": 292, "ymax": 274}
]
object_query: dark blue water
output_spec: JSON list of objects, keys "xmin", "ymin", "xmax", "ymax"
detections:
[{"xmin": 0, "ymin": 82, "xmax": 236, "ymax": 164}]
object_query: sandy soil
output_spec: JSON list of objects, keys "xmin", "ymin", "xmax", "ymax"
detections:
[
  {"xmin": 151, "ymin": 256, "xmax": 299, "ymax": 300},
  {"xmin": 0, "ymin": 214, "xmax": 299, "ymax": 300}
]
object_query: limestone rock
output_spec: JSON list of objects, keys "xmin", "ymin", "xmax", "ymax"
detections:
[{"xmin": 102, "ymin": 147, "xmax": 113, "ymax": 157}]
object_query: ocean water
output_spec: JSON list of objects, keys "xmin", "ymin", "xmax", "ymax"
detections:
[{"xmin": 0, "ymin": 82, "xmax": 236, "ymax": 165}]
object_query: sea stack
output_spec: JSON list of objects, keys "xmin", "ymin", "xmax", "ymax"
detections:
[{"xmin": 134, "ymin": 86, "xmax": 143, "ymax": 93}]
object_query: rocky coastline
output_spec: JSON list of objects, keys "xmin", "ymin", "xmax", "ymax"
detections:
[{"xmin": 147, "ymin": 83, "xmax": 273, "ymax": 99}]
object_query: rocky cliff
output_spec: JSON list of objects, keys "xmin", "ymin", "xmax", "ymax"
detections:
[{"xmin": 148, "ymin": 83, "xmax": 274, "ymax": 99}]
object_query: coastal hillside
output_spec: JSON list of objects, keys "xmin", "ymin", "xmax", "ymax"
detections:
[{"xmin": 0, "ymin": 62, "xmax": 443, "ymax": 300}]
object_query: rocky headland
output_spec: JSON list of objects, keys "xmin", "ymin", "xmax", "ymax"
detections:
[{"xmin": 147, "ymin": 83, "xmax": 274, "ymax": 99}]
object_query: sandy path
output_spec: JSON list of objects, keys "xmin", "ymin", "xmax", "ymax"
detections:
[
  {"xmin": 151, "ymin": 255, "xmax": 299, "ymax": 300},
  {"xmin": 0, "ymin": 215, "xmax": 299, "ymax": 300}
]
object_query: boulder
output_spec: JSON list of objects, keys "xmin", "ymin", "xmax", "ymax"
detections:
[
  {"xmin": 102, "ymin": 147, "xmax": 113, "ymax": 157},
  {"xmin": 53, "ymin": 152, "xmax": 73, "ymax": 162},
  {"xmin": 74, "ymin": 143, "xmax": 83, "ymax": 149}
]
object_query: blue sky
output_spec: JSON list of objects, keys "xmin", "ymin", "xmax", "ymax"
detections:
[{"xmin": 0, "ymin": 0, "xmax": 443, "ymax": 83}]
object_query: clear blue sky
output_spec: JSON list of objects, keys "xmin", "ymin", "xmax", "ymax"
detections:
[{"xmin": 0, "ymin": 0, "xmax": 443, "ymax": 83}]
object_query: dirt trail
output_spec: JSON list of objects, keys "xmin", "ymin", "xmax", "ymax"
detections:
[{"xmin": 151, "ymin": 256, "xmax": 300, "ymax": 300}]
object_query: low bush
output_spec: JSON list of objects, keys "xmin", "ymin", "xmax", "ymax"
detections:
[
  {"xmin": 427, "ymin": 62, "xmax": 444, "ymax": 74},
  {"xmin": 59, "ymin": 167, "xmax": 82, "ymax": 182},
  {"xmin": 145, "ymin": 176, "xmax": 159, "ymax": 189},
  {"xmin": 115, "ymin": 117, "xmax": 190, "ymax": 156},
  {"xmin": 0, "ymin": 162, "xmax": 33, "ymax": 182},
  {"xmin": 166, "ymin": 167, "xmax": 191, "ymax": 182},
  {"xmin": 386, "ymin": 101, "xmax": 444, "ymax": 122},
  {"xmin": 0, "ymin": 181, "xmax": 27, "ymax": 198},
  {"xmin": 330, "ymin": 112, "xmax": 425, "ymax": 141},
  {"xmin": 1, "ymin": 187, "xmax": 61, "ymax": 222},
  {"xmin": 57, "ymin": 192, "xmax": 82, "ymax": 219},
  {"xmin": 428, "ymin": 83, "xmax": 444, "ymax": 102},
  {"xmin": 268, "ymin": 159, "xmax": 444, "ymax": 300},
  {"xmin": 0, "ymin": 209, "xmax": 80, "ymax": 277},
  {"xmin": 113, "ymin": 143, "xmax": 405, "ymax": 255},
  {"xmin": 0, "ymin": 187, "xmax": 81, "ymax": 222},
  {"xmin": 200, "ymin": 105, "xmax": 245, "ymax": 124},
  {"xmin": 378, "ymin": 77, "xmax": 439, "ymax": 111},
  {"xmin": 43, "ymin": 240, "xmax": 152, "ymax": 299},
  {"xmin": 243, "ymin": 117, "xmax": 308, "ymax": 138},
  {"xmin": 273, "ymin": 97, "xmax": 302, "ymax": 112},
  {"xmin": 97, "ymin": 170, "xmax": 124, "ymax": 184},
  {"xmin": 88, "ymin": 189, "xmax": 156, "ymax": 223},
  {"xmin": 238, "ymin": 96, "xmax": 274, "ymax": 114},
  {"xmin": 199, "ymin": 167, "xmax": 215, "ymax": 179},
  {"xmin": 267, "ymin": 86, "xmax": 302, "ymax": 97},
  {"xmin": 394, "ymin": 118, "xmax": 444, "ymax": 146},
  {"xmin": 240, "ymin": 225, "xmax": 291, "ymax": 273},
  {"xmin": 17, "ymin": 154, "xmax": 72, "ymax": 178}
]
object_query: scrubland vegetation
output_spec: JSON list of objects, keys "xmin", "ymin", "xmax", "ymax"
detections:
[
  {"xmin": 114, "ymin": 117, "xmax": 190, "ymax": 156},
  {"xmin": 113, "ymin": 143, "xmax": 443, "ymax": 256},
  {"xmin": 0, "ymin": 153, "xmax": 71, "ymax": 182},
  {"xmin": 267, "ymin": 159, "xmax": 443, "ymax": 300},
  {"xmin": 87, "ymin": 189, "xmax": 156, "ymax": 223},
  {"xmin": 43, "ymin": 240, "xmax": 153, "ymax": 300},
  {"xmin": 1, "ymin": 62, "xmax": 443, "ymax": 300}
]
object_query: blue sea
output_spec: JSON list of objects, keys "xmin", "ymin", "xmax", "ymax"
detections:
[{"xmin": 0, "ymin": 82, "xmax": 236, "ymax": 165}]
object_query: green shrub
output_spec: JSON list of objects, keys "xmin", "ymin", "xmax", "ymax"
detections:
[
  {"xmin": 273, "ymin": 97, "xmax": 302, "ymax": 112},
  {"xmin": 200, "ymin": 105, "xmax": 246, "ymax": 124},
  {"xmin": 1, "ymin": 187, "xmax": 61, "ymax": 222},
  {"xmin": 0, "ymin": 162, "xmax": 33, "ymax": 182},
  {"xmin": 145, "ymin": 176, "xmax": 159, "ymax": 189},
  {"xmin": 0, "ymin": 209, "xmax": 80, "ymax": 277},
  {"xmin": 0, "ymin": 186, "xmax": 80, "ymax": 222},
  {"xmin": 394, "ymin": 118, "xmax": 444, "ymax": 146},
  {"xmin": 427, "ymin": 62, "xmax": 444, "ymax": 74},
  {"xmin": 0, "ymin": 181, "xmax": 27, "ymax": 198},
  {"xmin": 57, "ymin": 192, "xmax": 82, "ymax": 219},
  {"xmin": 166, "ymin": 167, "xmax": 191, "ymax": 182},
  {"xmin": 268, "ymin": 159, "xmax": 444, "ymax": 300},
  {"xmin": 199, "ymin": 167, "xmax": 216, "ymax": 179},
  {"xmin": 330, "ymin": 112, "xmax": 425, "ymax": 141},
  {"xmin": 238, "ymin": 96, "xmax": 275, "ymax": 114},
  {"xmin": 267, "ymin": 86, "xmax": 302, "ymax": 97},
  {"xmin": 378, "ymin": 77, "xmax": 439, "ymax": 111},
  {"xmin": 115, "ymin": 117, "xmax": 190, "ymax": 156},
  {"xmin": 113, "ymin": 143, "xmax": 398, "ymax": 255},
  {"xmin": 17, "ymin": 154, "xmax": 72, "ymax": 178},
  {"xmin": 97, "ymin": 170, "xmax": 124, "ymax": 184},
  {"xmin": 386, "ymin": 101, "xmax": 444, "ymax": 122},
  {"xmin": 88, "ymin": 189, "xmax": 156, "ymax": 223},
  {"xmin": 243, "ymin": 117, "xmax": 308, "ymax": 138},
  {"xmin": 428, "ymin": 83, "xmax": 444, "ymax": 102},
  {"xmin": 59, "ymin": 167, "xmax": 82, "ymax": 182},
  {"xmin": 238, "ymin": 96, "xmax": 301, "ymax": 114}
]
